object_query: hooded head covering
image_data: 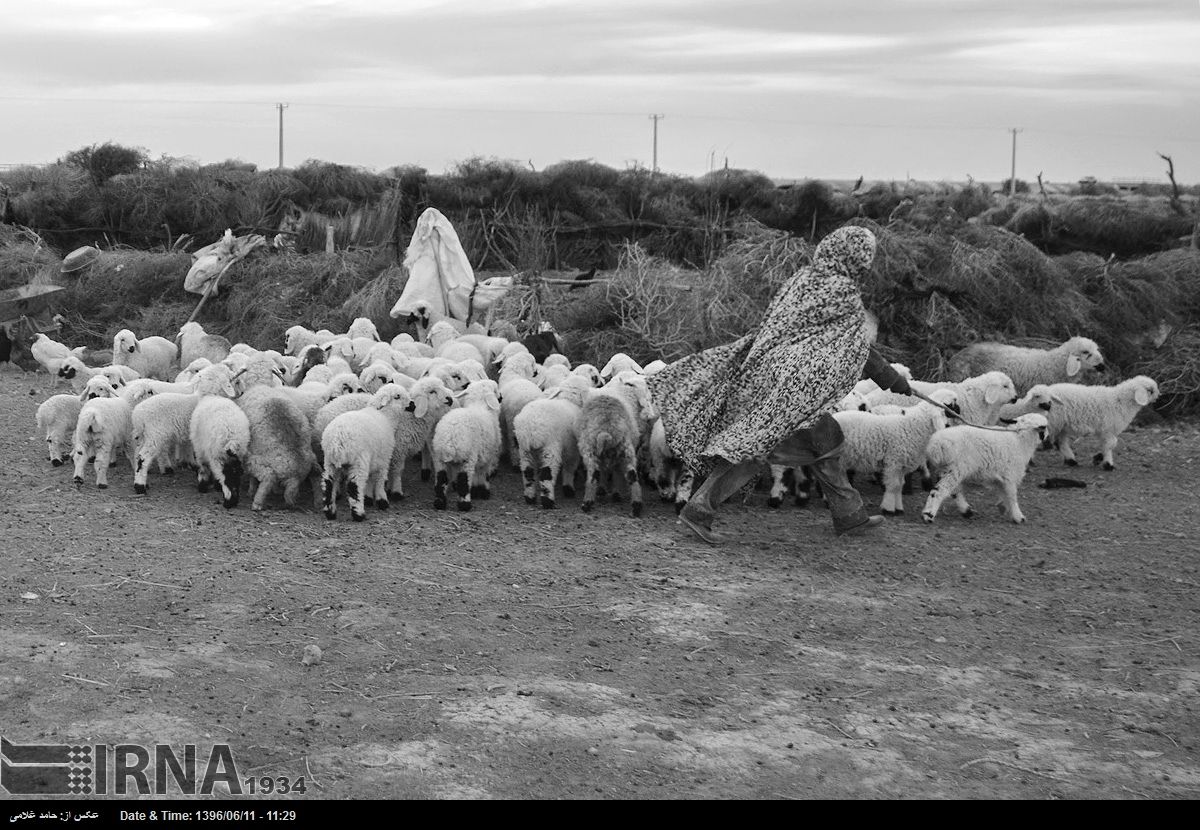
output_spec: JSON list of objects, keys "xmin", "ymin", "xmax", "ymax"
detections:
[{"xmin": 813, "ymin": 225, "xmax": 876, "ymax": 280}]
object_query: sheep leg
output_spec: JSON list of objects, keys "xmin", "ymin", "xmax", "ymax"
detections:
[
  {"xmin": 321, "ymin": 468, "xmax": 340, "ymax": 520},
  {"xmin": 561, "ymin": 446, "xmax": 580, "ymax": 498},
  {"xmin": 421, "ymin": 445, "xmax": 433, "ymax": 481},
  {"xmin": 767, "ymin": 465, "xmax": 790, "ymax": 508},
  {"xmin": 133, "ymin": 440, "xmax": 157, "ymax": 495},
  {"xmin": 921, "ymin": 474, "xmax": 964, "ymax": 523},
  {"xmin": 386, "ymin": 451, "xmax": 407, "ymax": 501},
  {"xmin": 252, "ymin": 473, "xmax": 276, "ymax": 511},
  {"xmin": 1093, "ymin": 435, "xmax": 1118, "ymax": 471},
  {"xmin": 72, "ymin": 444, "xmax": 89, "ymax": 488},
  {"xmin": 581, "ymin": 458, "xmax": 600, "ymax": 513},
  {"xmin": 1059, "ymin": 436, "xmax": 1078, "ymax": 466},
  {"xmin": 455, "ymin": 465, "xmax": 473, "ymax": 512},
  {"xmin": 605, "ymin": 466, "xmax": 620, "ymax": 502},
  {"xmin": 539, "ymin": 447, "xmax": 562, "ymax": 510},
  {"xmin": 94, "ymin": 442, "xmax": 113, "ymax": 489},
  {"xmin": 196, "ymin": 463, "xmax": 214, "ymax": 493},
  {"xmin": 470, "ymin": 459, "xmax": 492, "ymax": 501},
  {"xmin": 1000, "ymin": 479, "xmax": 1025, "ymax": 523},
  {"xmin": 433, "ymin": 462, "xmax": 450, "ymax": 510},
  {"xmin": 347, "ymin": 464, "xmax": 368, "ymax": 521},
  {"xmin": 518, "ymin": 446, "xmax": 538, "ymax": 505},
  {"xmin": 369, "ymin": 467, "xmax": 389, "ymax": 511},
  {"xmin": 880, "ymin": 468, "xmax": 905, "ymax": 515},
  {"xmin": 794, "ymin": 466, "xmax": 813, "ymax": 506},
  {"xmin": 218, "ymin": 451, "xmax": 242, "ymax": 509}
]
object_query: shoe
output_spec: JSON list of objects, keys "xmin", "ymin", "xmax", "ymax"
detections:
[
  {"xmin": 678, "ymin": 505, "xmax": 725, "ymax": 545},
  {"xmin": 835, "ymin": 515, "xmax": 885, "ymax": 536}
]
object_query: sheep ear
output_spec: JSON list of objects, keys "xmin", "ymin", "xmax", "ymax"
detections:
[
  {"xmin": 412, "ymin": 394, "xmax": 430, "ymax": 418},
  {"xmin": 1134, "ymin": 386, "xmax": 1151, "ymax": 407},
  {"xmin": 78, "ymin": 387, "xmax": 89, "ymax": 402},
  {"xmin": 1066, "ymin": 354, "xmax": 1082, "ymax": 377},
  {"xmin": 486, "ymin": 389, "xmax": 501, "ymax": 411}
]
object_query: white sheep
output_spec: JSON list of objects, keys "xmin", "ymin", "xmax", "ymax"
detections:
[
  {"xmin": 572, "ymin": 363, "xmax": 604, "ymax": 389},
  {"xmin": 346, "ymin": 316, "xmax": 382, "ymax": 342},
  {"xmin": 320, "ymin": 383, "xmax": 413, "ymax": 521},
  {"xmin": 997, "ymin": 384, "xmax": 1060, "ymax": 421},
  {"xmin": 56, "ymin": 355, "xmax": 140, "ymax": 393},
  {"xmin": 30, "ymin": 334, "xmax": 87, "ymax": 388},
  {"xmin": 384, "ymin": 375, "xmax": 456, "ymax": 501},
  {"xmin": 176, "ymin": 322, "xmax": 232, "ymax": 367},
  {"xmin": 175, "ymin": 357, "xmax": 213, "ymax": 383},
  {"xmin": 864, "ymin": 371, "xmax": 1017, "ymax": 426},
  {"xmin": 948, "ymin": 336, "xmax": 1105, "ymax": 394},
  {"xmin": 542, "ymin": 353, "xmax": 572, "ymax": 371},
  {"xmin": 1038, "ymin": 375, "xmax": 1160, "ymax": 470},
  {"xmin": 283, "ymin": 325, "xmax": 336, "ymax": 357},
  {"xmin": 599, "ymin": 352, "xmax": 644, "ymax": 381},
  {"xmin": 311, "ymin": 393, "xmax": 372, "ymax": 460},
  {"xmin": 189, "ymin": 365, "xmax": 250, "ymax": 508},
  {"xmin": 427, "ymin": 321, "xmax": 487, "ymax": 365},
  {"xmin": 130, "ymin": 389, "xmax": 202, "ymax": 494},
  {"xmin": 512, "ymin": 374, "xmax": 592, "ymax": 508},
  {"xmin": 36, "ymin": 394, "xmax": 83, "ymax": 465},
  {"xmin": 647, "ymin": 416, "xmax": 693, "ymax": 509},
  {"xmin": 922, "ymin": 413, "xmax": 1050, "ymax": 524},
  {"xmin": 112, "ymin": 328, "xmax": 179, "ymax": 381},
  {"xmin": 359, "ymin": 361, "xmax": 416, "ymax": 393},
  {"xmin": 238, "ymin": 385, "xmax": 321, "ymax": 511},
  {"xmin": 833, "ymin": 388, "xmax": 960, "ymax": 514},
  {"xmin": 497, "ymin": 352, "xmax": 545, "ymax": 463},
  {"xmin": 577, "ymin": 371, "xmax": 658, "ymax": 516},
  {"xmin": 430, "ymin": 379, "xmax": 503, "ymax": 512},
  {"xmin": 71, "ymin": 377, "xmax": 135, "ymax": 489}
]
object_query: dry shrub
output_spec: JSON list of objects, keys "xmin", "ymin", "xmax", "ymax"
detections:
[
  {"xmin": 1130, "ymin": 325, "xmax": 1200, "ymax": 416},
  {"xmin": 0, "ymin": 228, "xmax": 62, "ymax": 292},
  {"xmin": 339, "ymin": 263, "xmax": 409, "ymax": 342}
]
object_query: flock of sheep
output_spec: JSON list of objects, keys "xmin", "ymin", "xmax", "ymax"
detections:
[{"xmin": 25, "ymin": 312, "xmax": 1160, "ymax": 529}]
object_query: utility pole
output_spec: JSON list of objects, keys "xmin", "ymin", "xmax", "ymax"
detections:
[
  {"xmin": 1009, "ymin": 127, "xmax": 1023, "ymax": 196},
  {"xmin": 277, "ymin": 103, "xmax": 289, "ymax": 169},
  {"xmin": 649, "ymin": 114, "xmax": 664, "ymax": 173}
]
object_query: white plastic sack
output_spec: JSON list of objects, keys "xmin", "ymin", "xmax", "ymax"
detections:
[{"xmin": 389, "ymin": 208, "xmax": 477, "ymax": 321}]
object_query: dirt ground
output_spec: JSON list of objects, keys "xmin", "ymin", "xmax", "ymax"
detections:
[{"xmin": 2, "ymin": 366, "xmax": 1198, "ymax": 801}]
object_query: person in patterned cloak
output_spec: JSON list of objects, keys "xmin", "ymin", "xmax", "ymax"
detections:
[{"xmin": 646, "ymin": 225, "xmax": 913, "ymax": 543}]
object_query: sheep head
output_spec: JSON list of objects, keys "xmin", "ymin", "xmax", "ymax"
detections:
[
  {"xmin": 114, "ymin": 329, "xmax": 139, "ymax": 354},
  {"xmin": 1064, "ymin": 337, "xmax": 1104, "ymax": 377}
]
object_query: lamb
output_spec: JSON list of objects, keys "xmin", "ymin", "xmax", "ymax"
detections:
[
  {"xmin": 176, "ymin": 322, "xmax": 232, "ymax": 367},
  {"xmin": 430, "ymin": 379, "xmax": 503, "ymax": 512},
  {"xmin": 359, "ymin": 361, "xmax": 416, "ymax": 393},
  {"xmin": 997, "ymin": 384, "xmax": 1060, "ymax": 421},
  {"xmin": 36, "ymin": 394, "xmax": 83, "ymax": 465},
  {"xmin": 395, "ymin": 299, "xmax": 468, "ymax": 343},
  {"xmin": 283, "ymin": 325, "xmax": 336, "ymax": 357},
  {"xmin": 385, "ymin": 375, "xmax": 456, "ymax": 501},
  {"xmin": 112, "ymin": 328, "xmax": 179, "ymax": 381},
  {"xmin": 572, "ymin": 363, "xmax": 603, "ymax": 389},
  {"xmin": 497, "ymin": 352, "xmax": 545, "ymax": 463},
  {"xmin": 56, "ymin": 355, "xmax": 140, "ymax": 393},
  {"xmin": 948, "ymin": 336, "xmax": 1105, "ymax": 394},
  {"xmin": 647, "ymin": 416, "xmax": 692, "ymax": 509},
  {"xmin": 320, "ymin": 383, "xmax": 413, "ymax": 521},
  {"xmin": 346, "ymin": 316, "xmax": 381, "ymax": 342},
  {"xmin": 175, "ymin": 357, "xmax": 213, "ymax": 383},
  {"xmin": 577, "ymin": 371, "xmax": 658, "ymax": 516},
  {"xmin": 1037, "ymin": 375, "xmax": 1160, "ymax": 470},
  {"xmin": 130, "ymin": 388, "xmax": 202, "ymax": 494},
  {"xmin": 427, "ymin": 321, "xmax": 487, "ymax": 365},
  {"xmin": 238, "ymin": 385, "xmax": 321, "ymax": 511},
  {"xmin": 864, "ymin": 371, "xmax": 1017, "ymax": 426},
  {"xmin": 188, "ymin": 365, "xmax": 250, "ymax": 508},
  {"xmin": 71, "ymin": 377, "xmax": 135, "ymax": 489},
  {"xmin": 599, "ymin": 352, "xmax": 643, "ymax": 381},
  {"xmin": 30, "ymin": 333, "xmax": 86, "ymax": 388},
  {"xmin": 833, "ymin": 388, "xmax": 960, "ymax": 514},
  {"xmin": 512, "ymin": 374, "xmax": 592, "ymax": 508},
  {"xmin": 922, "ymin": 413, "xmax": 1050, "ymax": 524}
]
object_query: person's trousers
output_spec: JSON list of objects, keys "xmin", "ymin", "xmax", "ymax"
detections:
[{"xmin": 764, "ymin": 413, "xmax": 869, "ymax": 532}]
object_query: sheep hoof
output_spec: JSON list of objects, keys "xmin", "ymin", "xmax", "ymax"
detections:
[
  {"xmin": 364, "ymin": 497, "xmax": 375, "ymax": 508},
  {"xmin": 961, "ymin": 508, "xmax": 975, "ymax": 518},
  {"xmin": 1102, "ymin": 461, "xmax": 1114, "ymax": 472},
  {"xmin": 222, "ymin": 496, "xmax": 238, "ymax": 509},
  {"xmin": 524, "ymin": 496, "xmax": 536, "ymax": 505},
  {"xmin": 540, "ymin": 498, "xmax": 557, "ymax": 510},
  {"xmin": 581, "ymin": 500, "xmax": 595, "ymax": 513},
  {"xmin": 470, "ymin": 485, "xmax": 490, "ymax": 500},
  {"xmin": 674, "ymin": 502, "xmax": 685, "ymax": 515},
  {"xmin": 881, "ymin": 508, "xmax": 899, "ymax": 516},
  {"xmin": 562, "ymin": 486, "xmax": 575, "ymax": 498},
  {"xmin": 433, "ymin": 498, "xmax": 447, "ymax": 510},
  {"xmin": 87, "ymin": 456, "xmax": 95, "ymax": 463},
  {"xmin": 766, "ymin": 497, "xmax": 782, "ymax": 508},
  {"xmin": 108, "ymin": 461, "xmax": 117, "ymax": 468},
  {"xmin": 351, "ymin": 511, "xmax": 365, "ymax": 522},
  {"xmin": 387, "ymin": 491, "xmax": 404, "ymax": 502},
  {"xmin": 632, "ymin": 502, "xmax": 643, "ymax": 518},
  {"xmin": 921, "ymin": 512, "xmax": 935, "ymax": 523},
  {"xmin": 134, "ymin": 483, "xmax": 147, "ymax": 495},
  {"xmin": 421, "ymin": 470, "xmax": 432, "ymax": 481},
  {"xmin": 163, "ymin": 466, "xmax": 174, "ymax": 475},
  {"xmin": 456, "ymin": 501, "xmax": 473, "ymax": 512},
  {"xmin": 97, "ymin": 483, "xmax": 107, "ymax": 490},
  {"xmin": 51, "ymin": 458, "xmax": 63, "ymax": 467},
  {"xmin": 1064, "ymin": 458, "xmax": 1078, "ymax": 467},
  {"xmin": 609, "ymin": 491, "xmax": 623, "ymax": 503},
  {"xmin": 197, "ymin": 479, "xmax": 211, "ymax": 493},
  {"xmin": 1012, "ymin": 516, "xmax": 1025, "ymax": 524}
]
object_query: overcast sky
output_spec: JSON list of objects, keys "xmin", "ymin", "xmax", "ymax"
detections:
[{"xmin": 4, "ymin": 0, "xmax": 1198, "ymax": 184}]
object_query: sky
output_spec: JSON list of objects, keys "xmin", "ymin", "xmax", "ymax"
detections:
[{"xmin": 3, "ymin": 0, "xmax": 1199, "ymax": 185}]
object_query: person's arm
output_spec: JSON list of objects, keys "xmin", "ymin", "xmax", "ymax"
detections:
[{"xmin": 862, "ymin": 347, "xmax": 913, "ymax": 395}]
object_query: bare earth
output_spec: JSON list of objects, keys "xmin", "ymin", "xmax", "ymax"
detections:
[{"xmin": 2, "ymin": 367, "xmax": 1198, "ymax": 800}]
